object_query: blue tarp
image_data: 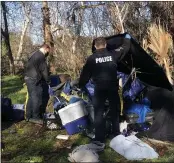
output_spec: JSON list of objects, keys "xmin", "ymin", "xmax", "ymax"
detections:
[{"xmin": 125, "ymin": 98, "xmax": 152, "ymax": 123}]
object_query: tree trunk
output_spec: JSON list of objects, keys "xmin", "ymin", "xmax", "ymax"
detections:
[
  {"xmin": 42, "ymin": 1, "xmax": 54, "ymax": 67},
  {"xmin": 16, "ymin": 2, "xmax": 31, "ymax": 64},
  {"xmin": 107, "ymin": 2, "xmax": 128, "ymax": 34},
  {"xmin": 42, "ymin": 1, "xmax": 54, "ymax": 48},
  {"xmin": 163, "ymin": 58, "xmax": 173, "ymax": 84},
  {"xmin": 1, "ymin": 2, "xmax": 15, "ymax": 75}
]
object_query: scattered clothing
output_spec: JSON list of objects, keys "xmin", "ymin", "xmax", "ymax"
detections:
[
  {"xmin": 68, "ymin": 145, "xmax": 99, "ymax": 162},
  {"xmin": 68, "ymin": 142, "xmax": 105, "ymax": 162},
  {"xmin": 109, "ymin": 135, "xmax": 159, "ymax": 160}
]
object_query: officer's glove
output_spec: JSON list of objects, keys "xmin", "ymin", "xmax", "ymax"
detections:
[
  {"xmin": 48, "ymin": 85, "xmax": 54, "ymax": 96},
  {"xmin": 125, "ymin": 34, "xmax": 131, "ymax": 39}
]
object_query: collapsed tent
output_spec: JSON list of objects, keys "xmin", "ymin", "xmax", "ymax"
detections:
[
  {"xmin": 92, "ymin": 33, "xmax": 173, "ymax": 91},
  {"xmin": 136, "ymin": 86, "xmax": 174, "ymax": 142}
]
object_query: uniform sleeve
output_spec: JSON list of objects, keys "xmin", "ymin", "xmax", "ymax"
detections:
[
  {"xmin": 113, "ymin": 38, "xmax": 131, "ymax": 63},
  {"xmin": 39, "ymin": 57, "xmax": 50, "ymax": 84},
  {"xmin": 79, "ymin": 56, "xmax": 93, "ymax": 88}
]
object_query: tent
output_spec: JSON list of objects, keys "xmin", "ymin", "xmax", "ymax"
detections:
[{"xmin": 92, "ymin": 33, "xmax": 173, "ymax": 91}]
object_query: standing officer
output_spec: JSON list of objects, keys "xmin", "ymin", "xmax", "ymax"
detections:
[
  {"xmin": 25, "ymin": 44, "xmax": 51, "ymax": 124},
  {"xmin": 79, "ymin": 34, "xmax": 131, "ymax": 142}
]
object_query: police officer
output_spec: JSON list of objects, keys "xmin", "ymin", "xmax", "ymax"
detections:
[
  {"xmin": 25, "ymin": 44, "xmax": 51, "ymax": 124},
  {"xmin": 79, "ymin": 34, "xmax": 131, "ymax": 142}
]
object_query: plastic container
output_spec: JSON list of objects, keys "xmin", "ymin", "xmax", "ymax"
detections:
[{"xmin": 58, "ymin": 101, "xmax": 88, "ymax": 135}]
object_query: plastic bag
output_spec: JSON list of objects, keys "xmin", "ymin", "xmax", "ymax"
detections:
[
  {"xmin": 125, "ymin": 103, "xmax": 152, "ymax": 123},
  {"xmin": 123, "ymin": 79, "xmax": 145, "ymax": 101},
  {"xmin": 110, "ymin": 135, "xmax": 158, "ymax": 160},
  {"xmin": 62, "ymin": 81, "xmax": 72, "ymax": 94},
  {"xmin": 85, "ymin": 80, "xmax": 95, "ymax": 97}
]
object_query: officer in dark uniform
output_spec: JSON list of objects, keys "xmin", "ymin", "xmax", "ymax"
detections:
[
  {"xmin": 79, "ymin": 34, "xmax": 131, "ymax": 142},
  {"xmin": 25, "ymin": 44, "xmax": 51, "ymax": 124}
]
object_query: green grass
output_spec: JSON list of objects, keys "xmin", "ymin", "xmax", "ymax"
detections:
[
  {"xmin": 1, "ymin": 75, "xmax": 174, "ymax": 162},
  {"xmin": 1, "ymin": 75, "xmax": 27, "ymax": 104}
]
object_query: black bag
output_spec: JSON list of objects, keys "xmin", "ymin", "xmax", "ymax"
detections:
[{"xmin": 1, "ymin": 97, "xmax": 13, "ymax": 121}]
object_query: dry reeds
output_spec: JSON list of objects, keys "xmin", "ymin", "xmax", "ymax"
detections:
[{"xmin": 147, "ymin": 23, "xmax": 173, "ymax": 84}]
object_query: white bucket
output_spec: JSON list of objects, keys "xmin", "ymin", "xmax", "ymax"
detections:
[{"xmin": 58, "ymin": 101, "xmax": 88, "ymax": 125}]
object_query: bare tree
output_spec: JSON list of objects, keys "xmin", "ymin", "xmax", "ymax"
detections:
[
  {"xmin": 16, "ymin": 2, "xmax": 32, "ymax": 64},
  {"xmin": 1, "ymin": 1, "xmax": 15, "ymax": 74},
  {"xmin": 106, "ymin": 2, "xmax": 129, "ymax": 34},
  {"xmin": 42, "ymin": 1, "xmax": 54, "ymax": 48}
]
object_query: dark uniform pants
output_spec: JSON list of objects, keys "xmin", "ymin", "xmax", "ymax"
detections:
[
  {"xmin": 25, "ymin": 78, "xmax": 49, "ymax": 120},
  {"xmin": 93, "ymin": 88, "xmax": 120, "ymax": 142}
]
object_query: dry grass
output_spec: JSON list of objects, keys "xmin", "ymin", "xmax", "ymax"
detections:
[
  {"xmin": 147, "ymin": 23, "xmax": 173, "ymax": 64},
  {"xmin": 146, "ymin": 23, "xmax": 173, "ymax": 84}
]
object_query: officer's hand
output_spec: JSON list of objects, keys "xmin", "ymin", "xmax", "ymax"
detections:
[{"xmin": 125, "ymin": 34, "xmax": 131, "ymax": 39}]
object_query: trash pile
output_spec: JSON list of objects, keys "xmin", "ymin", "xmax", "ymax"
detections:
[
  {"xmin": 45, "ymin": 71, "xmax": 154, "ymax": 138},
  {"xmin": 2, "ymin": 33, "xmax": 174, "ymax": 162}
]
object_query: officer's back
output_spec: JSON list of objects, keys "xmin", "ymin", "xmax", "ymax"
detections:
[
  {"xmin": 91, "ymin": 48, "xmax": 118, "ymax": 89},
  {"xmin": 79, "ymin": 36, "xmax": 130, "ymax": 90}
]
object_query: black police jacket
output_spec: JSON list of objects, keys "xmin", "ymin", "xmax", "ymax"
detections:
[
  {"xmin": 79, "ymin": 38, "xmax": 130, "ymax": 90},
  {"xmin": 25, "ymin": 50, "xmax": 49, "ymax": 84}
]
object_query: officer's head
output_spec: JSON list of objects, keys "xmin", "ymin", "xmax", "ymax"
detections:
[
  {"xmin": 40, "ymin": 44, "xmax": 51, "ymax": 57},
  {"xmin": 94, "ymin": 37, "xmax": 106, "ymax": 50}
]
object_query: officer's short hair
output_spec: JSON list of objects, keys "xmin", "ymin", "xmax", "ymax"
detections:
[
  {"xmin": 94, "ymin": 37, "xmax": 106, "ymax": 47},
  {"xmin": 41, "ymin": 44, "xmax": 51, "ymax": 49}
]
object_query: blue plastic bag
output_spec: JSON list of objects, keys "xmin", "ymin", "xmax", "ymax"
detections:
[
  {"xmin": 124, "ymin": 79, "xmax": 145, "ymax": 101},
  {"xmin": 85, "ymin": 80, "xmax": 95, "ymax": 97},
  {"xmin": 62, "ymin": 81, "xmax": 72, "ymax": 94},
  {"xmin": 126, "ymin": 103, "xmax": 152, "ymax": 123},
  {"xmin": 117, "ymin": 72, "xmax": 145, "ymax": 101}
]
